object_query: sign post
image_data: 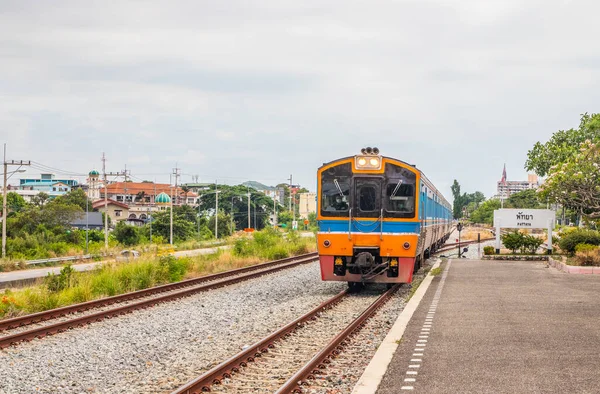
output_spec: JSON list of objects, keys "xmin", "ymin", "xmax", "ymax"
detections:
[
  {"xmin": 456, "ymin": 222, "xmax": 463, "ymax": 258},
  {"xmin": 493, "ymin": 209, "xmax": 556, "ymax": 254}
]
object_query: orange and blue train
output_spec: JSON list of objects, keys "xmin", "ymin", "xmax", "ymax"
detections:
[{"xmin": 316, "ymin": 147, "xmax": 453, "ymax": 288}]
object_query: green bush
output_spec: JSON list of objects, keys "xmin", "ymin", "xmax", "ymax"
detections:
[
  {"xmin": 575, "ymin": 243, "xmax": 597, "ymax": 253},
  {"xmin": 523, "ymin": 235, "xmax": 544, "ymax": 253},
  {"xmin": 113, "ymin": 222, "xmax": 142, "ymax": 246},
  {"xmin": 483, "ymin": 246, "xmax": 495, "ymax": 255},
  {"xmin": 500, "ymin": 231, "xmax": 544, "ymax": 254},
  {"xmin": 558, "ymin": 229, "xmax": 600, "ymax": 255},
  {"xmin": 501, "ymin": 231, "xmax": 524, "ymax": 253},
  {"xmin": 45, "ymin": 264, "xmax": 75, "ymax": 292}
]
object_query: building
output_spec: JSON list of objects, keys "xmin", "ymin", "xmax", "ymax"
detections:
[
  {"xmin": 495, "ymin": 165, "xmax": 540, "ymax": 201},
  {"xmin": 243, "ymin": 181, "xmax": 286, "ymax": 205},
  {"xmin": 92, "ymin": 199, "xmax": 130, "ymax": 224},
  {"xmin": 180, "ymin": 183, "xmax": 213, "ymax": 194},
  {"xmin": 298, "ymin": 192, "xmax": 317, "ymax": 219},
  {"xmin": 70, "ymin": 212, "xmax": 104, "ymax": 230},
  {"xmin": 98, "ymin": 182, "xmax": 197, "ymax": 206},
  {"xmin": 17, "ymin": 173, "xmax": 78, "ymax": 199}
]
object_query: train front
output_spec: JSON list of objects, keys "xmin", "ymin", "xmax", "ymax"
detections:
[{"xmin": 317, "ymin": 148, "xmax": 420, "ymax": 285}]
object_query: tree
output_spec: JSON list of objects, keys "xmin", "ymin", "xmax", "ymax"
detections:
[
  {"xmin": 525, "ymin": 113, "xmax": 600, "ymax": 176},
  {"xmin": 55, "ymin": 188, "xmax": 92, "ymax": 211},
  {"xmin": 450, "ymin": 180, "xmax": 485, "ymax": 219},
  {"xmin": 31, "ymin": 192, "xmax": 50, "ymax": 208},
  {"xmin": 539, "ymin": 139, "xmax": 600, "ymax": 218},
  {"xmin": 1, "ymin": 192, "xmax": 28, "ymax": 216},
  {"xmin": 147, "ymin": 209, "xmax": 195, "ymax": 242},
  {"xmin": 208, "ymin": 212, "xmax": 233, "ymax": 238},
  {"xmin": 506, "ymin": 189, "xmax": 543, "ymax": 209},
  {"xmin": 451, "ymin": 180, "xmax": 462, "ymax": 219},
  {"xmin": 112, "ymin": 221, "xmax": 141, "ymax": 246},
  {"xmin": 470, "ymin": 199, "xmax": 501, "ymax": 225}
]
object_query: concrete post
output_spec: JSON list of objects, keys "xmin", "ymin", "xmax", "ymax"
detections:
[
  {"xmin": 547, "ymin": 219, "xmax": 553, "ymax": 254},
  {"xmin": 495, "ymin": 219, "xmax": 501, "ymax": 254}
]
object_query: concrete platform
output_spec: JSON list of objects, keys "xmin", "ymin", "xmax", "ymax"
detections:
[{"xmin": 375, "ymin": 259, "xmax": 600, "ymax": 393}]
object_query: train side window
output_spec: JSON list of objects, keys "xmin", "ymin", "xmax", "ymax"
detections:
[
  {"xmin": 384, "ymin": 163, "xmax": 416, "ymax": 218},
  {"xmin": 320, "ymin": 163, "xmax": 352, "ymax": 217}
]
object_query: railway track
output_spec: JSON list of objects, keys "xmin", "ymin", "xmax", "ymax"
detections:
[
  {"xmin": 173, "ymin": 284, "xmax": 399, "ymax": 394},
  {"xmin": 0, "ymin": 252, "xmax": 318, "ymax": 349},
  {"xmin": 434, "ymin": 237, "xmax": 495, "ymax": 255}
]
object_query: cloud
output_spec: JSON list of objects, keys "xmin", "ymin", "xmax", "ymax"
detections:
[{"xmin": 1, "ymin": 0, "xmax": 599, "ymax": 199}]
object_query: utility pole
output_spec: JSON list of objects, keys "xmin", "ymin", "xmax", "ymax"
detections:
[
  {"xmin": 100, "ymin": 153, "xmax": 126, "ymax": 251},
  {"xmin": 170, "ymin": 166, "xmax": 180, "ymax": 245},
  {"xmin": 2, "ymin": 144, "xmax": 31, "ymax": 258},
  {"xmin": 288, "ymin": 174, "xmax": 292, "ymax": 212},
  {"xmin": 102, "ymin": 153, "xmax": 108, "ymax": 250},
  {"xmin": 247, "ymin": 186, "xmax": 251, "ymax": 230},
  {"xmin": 215, "ymin": 180, "xmax": 219, "ymax": 239}
]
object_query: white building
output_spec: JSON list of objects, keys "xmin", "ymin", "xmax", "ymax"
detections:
[{"xmin": 298, "ymin": 192, "xmax": 317, "ymax": 219}]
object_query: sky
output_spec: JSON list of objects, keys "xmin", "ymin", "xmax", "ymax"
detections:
[{"xmin": 1, "ymin": 0, "xmax": 599, "ymax": 200}]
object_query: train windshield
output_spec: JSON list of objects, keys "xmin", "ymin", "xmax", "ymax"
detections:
[
  {"xmin": 354, "ymin": 178, "xmax": 381, "ymax": 217},
  {"xmin": 384, "ymin": 163, "xmax": 416, "ymax": 218},
  {"xmin": 321, "ymin": 163, "xmax": 352, "ymax": 217}
]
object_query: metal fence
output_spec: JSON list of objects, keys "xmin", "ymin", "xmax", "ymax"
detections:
[{"xmin": 25, "ymin": 255, "xmax": 94, "ymax": 266}]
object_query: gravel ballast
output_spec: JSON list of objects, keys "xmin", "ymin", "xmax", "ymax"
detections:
[{"xmin": 0, "ymin": 262, "xmax": 345, "ymax": 394}]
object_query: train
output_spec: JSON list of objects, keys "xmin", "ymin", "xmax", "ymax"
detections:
[{"xmin": 316, "ymin": 147, "xmax": 453, "ymax": 289}]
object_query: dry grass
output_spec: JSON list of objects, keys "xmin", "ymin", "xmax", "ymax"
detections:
[
  {"xmin": 0, "ymin": 231, "xmax": 316, "ymax": 319},
  {"xmin": 460, "ymin": 228, "xmax": 494, "ymax": 241}
]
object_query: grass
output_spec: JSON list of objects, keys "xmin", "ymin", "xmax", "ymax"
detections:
[
  {"xmin": 0, "ymin": 230, "xmax": 316, "ymax": 319},
  {"xmin": 429, "ymin": 267, "xmax": 443, "ymax": 276}
]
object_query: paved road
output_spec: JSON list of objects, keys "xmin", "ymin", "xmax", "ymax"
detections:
[
  {"xmin": 0, "ymin": 246, "xmax": 229, "ymax": 288},
  {"xmin": 377, "ymin": 259, "xmax": 600, "ymax": 394}
]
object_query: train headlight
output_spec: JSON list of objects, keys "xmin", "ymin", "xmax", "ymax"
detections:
[
  {"xmin": 403, "ymin": 242, "xmax": 411, "ymax": 250},
  {"xmin": 355, "ymin": 155, "xmax": 382, "ymax": 170},
  {"xmin": 323, "ymin": 240, "xmax": 331, "ymax": 248}
]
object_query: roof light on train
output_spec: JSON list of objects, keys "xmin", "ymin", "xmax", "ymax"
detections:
[
  {"xmin": 366, "ymin": 147, "xmax": 373, "ymax": 154},
  {"xmin": 369, "ymin": 158, "xmax": 379, "ymax": 166},
  {"xmin": 358, "ymin": 158, "xmax": 367, "ymax": 166},
  {"xmin": 373, "ymin": 147, "xmax": 379, "ymax": 154}
]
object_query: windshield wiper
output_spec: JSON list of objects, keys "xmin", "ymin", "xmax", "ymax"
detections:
[
  {"xmin": 390, "ymin": 179, "xmax": 403, "ymax": 199},
  {"xmin": 333, "ymin": 179, "xmax": 344, "ymax": 196}
]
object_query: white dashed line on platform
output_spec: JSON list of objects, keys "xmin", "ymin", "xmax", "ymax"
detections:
[{"xmin": 400, "ymin": 259, "xmax": 452, "ymax": 391}]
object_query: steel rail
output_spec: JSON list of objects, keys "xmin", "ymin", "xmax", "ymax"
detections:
[
  {"xmin": 0, "ymin": 253, "xmax": 318, "ymax": 349},
  {"xmin": 172, "ymin": 285, "xmax": 399, "ymax": 394},
  {"xmin": 275, "ymin": 284, "xmax": 399, "ymax": 394},
  {"xmin": 172, "ymin": 290, "xmax": 349, "ymax": 394},
  {"xmin": 434, "ymin": 237, "xmax": 495, "ymax": 254},
  {"xmin": 0, "ymin": 252, "xmax": 317, "ymax": 332}
]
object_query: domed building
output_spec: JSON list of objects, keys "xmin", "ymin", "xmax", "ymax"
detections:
[
  {"xmin": 87, "ymin": 170, "xmax": 102, "ymax": 200},
  {"xmin": 155, "ymin": 192, "xmax": 171, "ymax": 210}
]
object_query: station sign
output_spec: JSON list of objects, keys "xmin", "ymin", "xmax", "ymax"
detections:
[
  {"xmin": 493, "ymin": 208, "xmax": 556, "ymax": 254},
  {"xmin": 493, "ymin": 209, "xmax": 556, "ymax": 229}
]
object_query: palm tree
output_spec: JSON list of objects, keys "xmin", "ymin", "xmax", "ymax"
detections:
[{"xmin": 136, "ymin": 191, "xmax": 146, "ymax": 203}]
